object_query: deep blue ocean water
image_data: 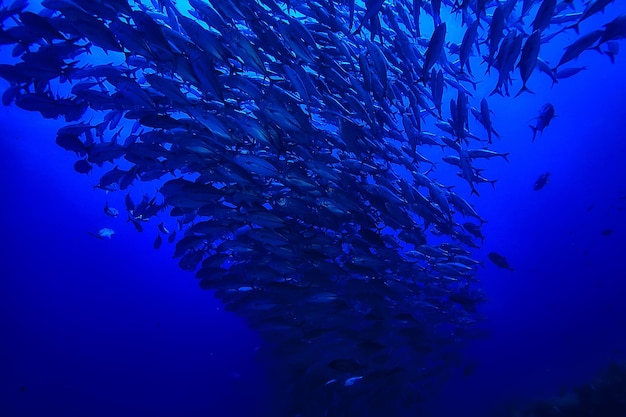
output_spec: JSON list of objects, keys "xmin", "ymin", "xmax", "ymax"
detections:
[{"xmin": 1, "ymin": 1, "xmax": 626, "ymax": 417}]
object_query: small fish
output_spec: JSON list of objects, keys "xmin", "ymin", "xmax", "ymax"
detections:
[
  {"xmin": 534, "ymin": 172, "xmax": 550, "ymax": 190},
  {"xmin": 73, "ymin": 159, "xmax": 92, "ymax": 174},
  {"xmin": 556, "ymin": 66, "xmax": 587, "ymax": 79},
  {"xmin": 488, "ymin": 252, "xmax": 514, "ymax": 271},
  {"xmin": 88, "ymin": 228, "xmax": 115, "ymax": 239},
  {"xmin": 344, "ymin": 376, "xmax": 363, "ymax": 386},
  {"xmin": 601, "ymin": 228, "xmax": 613, "ymax": 236},
  {"xmin": 104, "ymin": 201, "xmax": 119, "ymax": 218},
  {"xmin": 153, "ymin": 233, "xmax": 163, "ymax": 249}
]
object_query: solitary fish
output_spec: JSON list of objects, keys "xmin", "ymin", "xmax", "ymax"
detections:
[
  {"xmin": 88, "ymin": 228, "xmax": 115, "ymax": 239},
  {"xmin": 104, "ymin": 201, "xmax": 119, "ymax": 218},
  {"xmin": 530, "ymin": 103, "xmax": 556, "ymax": 141},
  {"xmin": 534, "ymin": 172, "xmax": 551, "ymax": 190},
  {"xmin": 488, "ymin": 252, "xmax": 514, "ymax": 271},
  {"xmin": 153, "ymin": 233, "xmax": 163, "ymax": 249}
]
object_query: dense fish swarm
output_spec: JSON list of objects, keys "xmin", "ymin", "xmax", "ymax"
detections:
[{"xmin": 0, "ymin": 0, "xmax": 623, "ymax": 415}]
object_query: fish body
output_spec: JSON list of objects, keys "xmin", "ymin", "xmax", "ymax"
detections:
[
  {"xmin": 532, "ymin": 0, "xmax": 557, "ymax": 33},
  {"xmin": 534, "ymin": 172, "xmax": 551, "ymax": 190},
  {"xmin": 516, "ymin": 31, "xmax": 541, "ymax": 96},
  {"xmin": 599, "ymin": 14, "xmax": 626, "ymax": 44},
  {"xmin": 423, "ymin": 23, "xmax": 447, "ymax": 79},
  {"xmin": 530, "ymin": 103, "xmax": 556, "ymax": 141},
  {"xmin": 557, "ymin": 29, "xmax": 603, "ymax": 68},
  {"xmin": 488, "ymin": 252, "xmax": 514, "ymax": 271},
  {"xmin": 88, "ymin": 228, "xmax": 115, "ymax": 240},
  {"xmin": 570, "ymin": 0, "xmax": 615, "ymax": 33},
  {"xmin": 459, "ymin": 20, "xmax": 480, "ymax": 75},
  {"xmin": 556, "ymin": 66, "xmax": 587, "ymax": 79}
]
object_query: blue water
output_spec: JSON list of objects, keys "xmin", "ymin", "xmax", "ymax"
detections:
[{"xmin": 1, "ymin": 2, "xmax": 626, "ymax": 417}]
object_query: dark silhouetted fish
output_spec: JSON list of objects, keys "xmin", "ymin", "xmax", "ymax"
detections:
[
  {"xmin": 530, "ymin": 103, "xmax": 556, "ymax": 141},
  {"xmin": 599, "ymin": 14, "xmax": 626, "ymax": 44},
  {"xmin": 556, "ymin": 66, "xmax": 587, "ymax": 79},
  {"xmin": 534, "ymin": 172, "xmax": 551, "ymax": 190},
  {"xmin": 516, "ymin": 31, "xmax": 542, "ymax": 96},
  {"xmin": 488, "ymin": 252, "xmax": 514, "ymax": 271}
]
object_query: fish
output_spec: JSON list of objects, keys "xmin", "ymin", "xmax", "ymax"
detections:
[
  {"xmin": 569, "ymin": 0, "xmax": 616, "ymax": 33},
  {"xmin": 536, "ymin": 57, "xmax": 559, "ymax": 85},
  {"xmin": 485, "ymin": 6, "xmax": 506, "ymax": 72},
  {"xmin": 534, "ymin": 172, "xmax": 551, "ymax": 190},
  {"xmin": 88, "ymin": 228, "xmax": 115, "ymax": 240},
  {"xmin": 599, "ymin": 14, "xmax": 626, "ymax": 44},
  {"xmin": 73, "ymin": 159, "xmax": 92, "ymax": 174},
  {"xmin": 153, "ymin": 234, "xmax": 163, "ymax": 249},
  {"xmin": 488, "ymin": 252, "xmax": 514, "ymax": 271},
  {"xmin": 516, "ymin": 31, "xmax": 541, "ymax": 96},
  {"xmin": 463, "ymin": 222, "xmax": 485, "ymax": 244},
  {"xmin": 532, "ymin": 0, "xmax": 557, "ymax": 33},
  {"xmin": 353, "ymin": 0, "xmax": 385, "ymax": 36},
  {"xmin": 556, "ymin": 66, "xmax": 587, "ymax": 79},
  {"xmin": 468, "ymin": 148, "xmax": 510, "ymax": 162},
  {"xmin": 530, "ymin": 103, "xmax": 556, "ymax": 141},
  {"xmin": 490, "ymin": 30, "xmax": 524, "ymax": 96},
  {"xmin": 104, "ymin": 201, "xmax": 119, "ymax": 218},
  {"xmin": 472, "ymin": 98, "xmax": 499, "ymax": 144},
  {"xmin": 459, "ymin": 19, "xmax": 480, "ymax": 75},
  {"xmin": 422, "ymin": 23, "xmax": 447, "ymax": 80},
  {"xmin": 556, "ymin": 30, "xmax": 604, "ymax": 69}
]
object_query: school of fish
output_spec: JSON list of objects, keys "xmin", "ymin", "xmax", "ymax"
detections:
[{"xmin": 0, "ymin": 0, "xmax": 624, "ymax": 415}]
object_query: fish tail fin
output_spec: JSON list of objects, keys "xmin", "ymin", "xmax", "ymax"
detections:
[
  {"xmin": 502, "ymin": 153, "xmax": 510, "ymax": 163},
  {"xmin": 489, "ymin": 179, "xmax": 497, "ymax": 189},
  {"xmin": 470, "ymin": 184, "xmax": 480, "ymax": 197},
  {"xmin": 489, "ymin": 86, "xmax": 501, "ymax": 96},
  {"xmin": 567, "ymin": 22, "xmax": 580, "ymax": 34},
  {"xmin": 529, "ymin": 125, "xmax": 538, "ymax": 142},
  {"xmin": 606, "ymin": 51, "xmax": 616, "ymax": 64},
  {"xmin": 352, "ymin": 22, "xmax": 364, "ymax": 36},
  {"xmin": 515, "ymin": 85, "xmax": 535, "ymax": 97}
]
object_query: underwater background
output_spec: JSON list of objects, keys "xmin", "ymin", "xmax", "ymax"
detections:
[{"xmin": 1, "ymin": 1, "xmax": 626, "ymax": 416}]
